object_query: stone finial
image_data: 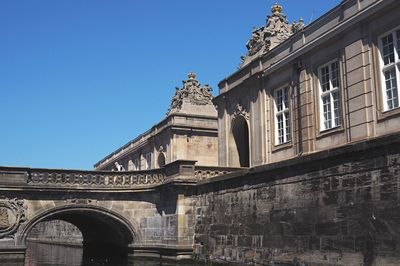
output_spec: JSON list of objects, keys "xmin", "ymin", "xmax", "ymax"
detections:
[
  {"xmin": 188, "ymin": 72, "xmax": 196, "ymax": 80},
  {"xmin": 167, "ymin": 72, "xmax": 213, "ymax": 115},
  {"xmin": 271, "ymin": 3, "xmax": 282, "ymax": 14},
  {"xmin": 240, "ymin": 3, "xmax": 305, "ymax": 68}
]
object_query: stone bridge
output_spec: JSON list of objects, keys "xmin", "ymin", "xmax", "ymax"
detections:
[
  {"xmin": 2, "ymin": 134, "xmax": 400, "ymax": 266},
  {"xmin": 0, "ymin": 160, "xmax": 237, "ymax": 263}
]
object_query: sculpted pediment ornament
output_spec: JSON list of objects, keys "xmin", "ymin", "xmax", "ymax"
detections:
[
  {"xmin": 167, "ymin": 72, "xmax": 213, "ymax": 115},
  {"xmin": 233, "ymin": 104, "xmax": 249, "ymax": 120},
  {"xmin": 0, "ymin": 198, "xmax": 27, "ymax": 239},
  {"xmin": 241, "ymin": 4, "xmax": 304, "ymax": 67}
]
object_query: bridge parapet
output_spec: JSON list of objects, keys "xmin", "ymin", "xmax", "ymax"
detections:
[
  {"xmin": 28, "ymin": 168, "xmax": 166, "ymax": 187},
  {"xmin": 194, "ymin": 166, "xmax": 242, "ymax": 181},
  {"xmin": 0, "ymin": 161, "xmax": 240, "ymax": 190}
]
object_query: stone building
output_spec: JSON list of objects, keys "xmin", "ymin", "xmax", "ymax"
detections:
[
  {"xmin": 94, "ymin": 72, "xmax": 219, "ymax": 171},
  {"xmin": 3, "ymin": 1, "xmax": 400, "ymax": 266},
  {"xmin": 215, "ymin": 1, "xmax": 400, "ymax": 168}
]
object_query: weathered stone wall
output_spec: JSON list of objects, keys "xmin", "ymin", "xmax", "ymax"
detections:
[
  {"xmin": 27, "ymin": 220, "xmax": 82, "ymax": 244},
  {"xmin": 192, "ymin": 135, "xmax": 400, "ymax": 266}
]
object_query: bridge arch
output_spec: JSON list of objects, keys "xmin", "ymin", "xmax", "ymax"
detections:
[{"xmin": 18, "ymin": 204, "xmax": 138, "ymax": 256}]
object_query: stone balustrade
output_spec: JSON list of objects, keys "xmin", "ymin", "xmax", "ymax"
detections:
[
  {"xmin": 0, "ymin": 161, "xmax": 240, "ymax": 189},
  {"xmin": 194, "ymin": 166, "xmax": 241, "ymax": 181},
  {"xmin": 28, "ymin": 169, "xmax": 166, "ymax": 187}
]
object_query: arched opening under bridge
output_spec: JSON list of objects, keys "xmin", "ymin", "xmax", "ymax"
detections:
[{"xmin": 20, "ymin": 205, "xmax": 137, "ymax": 264}]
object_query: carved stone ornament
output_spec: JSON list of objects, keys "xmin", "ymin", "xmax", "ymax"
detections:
[
  {"xmin": 65, "ymin": 198, "xmax": 94, "ymax": 205},
  {"xmin": 167, "ymin": 72, "xmax": 213, "ymax": 115},
  {"xmin": 233, "ymin": 104, "xmax": 249, "ymax": 120},
  {"xmin": 241, "ymin": 3, "xmax": 304, "ymax": 67},
  {"xmin": 0, "ymin": 198, "xmax": 27, "ymax": 239}
]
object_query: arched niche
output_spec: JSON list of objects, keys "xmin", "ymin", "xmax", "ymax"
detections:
[
  {"xmin": 229, "ymin": 115, "xmax": 250, "ymax": 167},
  {"xmin": 157, "ymin": 153, "xmax": 166, "ymax": 168}
]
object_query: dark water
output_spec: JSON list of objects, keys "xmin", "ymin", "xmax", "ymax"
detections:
[{"xmin": 24, "ymin": 242, "xmax": 196, "ymax": 266}]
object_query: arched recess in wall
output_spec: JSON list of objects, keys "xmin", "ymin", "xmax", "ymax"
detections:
[
  {"xmin": 157, "ymin": 153, "xmax": 166, "ymax": 168},
  {"xmin": 229, "ymin": 115, "xmax": 250, "ymax": 167}
]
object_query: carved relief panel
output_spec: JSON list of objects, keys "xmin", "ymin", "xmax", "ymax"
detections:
[{"xmin": 0, "ymin": 198, "xmax": 27, "ymax": 239}]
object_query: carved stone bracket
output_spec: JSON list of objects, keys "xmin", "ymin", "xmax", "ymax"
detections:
[
  {"xmin": 233, "ymin": 104, "xmax": 250, "ymax": 120},
  {"xmin": 167, "ymin": 72, "xmax": 213, "ymax": 115},
  {"xmin": 0, "ymin": 198, "xmax": 27, "ymax": 239}
]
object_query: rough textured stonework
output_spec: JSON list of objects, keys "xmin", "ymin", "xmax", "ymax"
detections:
[{"xmin": 192, "ymin": 136, "xmax": 400, "ymax": 265}]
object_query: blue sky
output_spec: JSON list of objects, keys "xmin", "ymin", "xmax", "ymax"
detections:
[{"xmin": 0, "ymin": 1, "xmax": 340, "ymax": 170}]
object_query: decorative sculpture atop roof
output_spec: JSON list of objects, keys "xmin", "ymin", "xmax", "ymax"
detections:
[
  {"xmin": 167, "ymin": 72, "xmax": 213, "ymax": 115},
  {"xmin": 240, "ymin": 3, "xmax": 304, "ymax": 68}
]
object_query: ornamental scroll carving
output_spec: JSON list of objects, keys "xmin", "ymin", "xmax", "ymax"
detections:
[
  {"xmin": 167, "ymin": 72, "xmax": 213, "ymax": 115},
  {"xmin": 0, "ymin": 198, "xmax": 27, "ymax": 239},
  {"xmin": 233, "ymin": 104, "xmax": 249, "ymax": 120},
  {"xmin": 241, "ymin": 4, "xmax": 304, "ymax": 67}
]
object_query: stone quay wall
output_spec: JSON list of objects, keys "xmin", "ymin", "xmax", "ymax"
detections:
[{"xmin": 192, "ymin": 133, "xmax": 400, "ymax": 266}]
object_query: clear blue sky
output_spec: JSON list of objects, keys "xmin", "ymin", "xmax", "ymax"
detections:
[{"xmin": 0, "ymin": 1, "xmax": 340, "ymax": 170}]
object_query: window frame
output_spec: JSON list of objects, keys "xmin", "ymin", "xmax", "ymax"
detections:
[
  {"xmin": 134, "ymin": 157, "xmax": 141, "ymax": 171},
  {"xmin": 273, "ymin": 86, "xmax": 291, "ymax": 145},
  {"xmin": 317, "ymin": 59, "xmax": 342, "ymax": 132},
  {"xmin": 145, "ymin": 153, "xmax": 152, "ymax": 170},
  {"xmin": 378, "ymin": 27, "xmax": 400, "ymax": 112}
]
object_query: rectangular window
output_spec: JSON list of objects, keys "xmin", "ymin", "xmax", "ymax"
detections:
[
  {"xmin": 134, "ymin": 157, "xmax": 141, "ymax": 171},
  {"xmin": 145, "ymin": 153, "xmax": 152, "ymax": 170},
  {"xmin": 318, "ymin": 61, "xmax": 342, "ymax": 131},
  {"xmin": 379, "ymin": 29, "xmax": 400, "ymax": 111},
  {"xmin": 274, "ymin": 87, "xmax": 291, "ymax": 145}
]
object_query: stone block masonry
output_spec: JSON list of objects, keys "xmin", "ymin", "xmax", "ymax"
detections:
[{"xmin": 192, "ymin": 133, "xmax": 400, "ymax": 266}]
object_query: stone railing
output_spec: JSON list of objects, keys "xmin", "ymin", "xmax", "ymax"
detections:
[
  {"xmin": 27, "ymin": 168, "xmax": 166, "ymax": 187},
  {"xmin": 194, "ymin": 166, "xmax": 241, "ymax": 181},
  {"xmin": 0, "ymin": 162, "xmax": 242, "ymax": 189}
]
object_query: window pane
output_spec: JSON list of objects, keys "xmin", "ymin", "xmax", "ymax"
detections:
[
  {"xmin": 382, "ymin": 33, "xmax": 395, "ymax": 65},
  {"xmin": 385, "ymin": 68, "xmax": 399, "ymax": 110},
  {"xmin": 397, "ymin": 30, "xmax": 400, "ymax": 60},
  {"xmin": 277, "ymin": 114, "xmax": 284, "ymax": 144},
  {"xmin": 331, "ymin": 61, "xmax": 339, "ymax": 88},
  {"xmin": 322, "ymin": 95, "xmax": 332, "ymax": 129},
  {"xmin": 283, "ymin": 88, "xmax": 289, "ymax": 108},
  {"xmin": 332, "ymin": 91, "xmax": 341, "ymax": 126},
  {"xmin": 276, "ymin": 89, "xmax": 283, "ymax": 111},
  {"xmin": 285, "ymin": 112, "xmax": 291, "ymax": 142},
  {"xmin": 320, "ymin": 66, "xmax": 330, "ymax": 92}
]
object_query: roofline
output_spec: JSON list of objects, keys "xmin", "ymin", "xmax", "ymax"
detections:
[
  {"xmin": 93, "ymin": 112, "xmax": 217, "ymax": 169},
  {"xmin": 217, "ymin": 0, "xmax": 354, "ymax": 89}
]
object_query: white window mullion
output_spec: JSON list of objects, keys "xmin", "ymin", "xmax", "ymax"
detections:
[
  {"xmin": 395, "ymin": 31, "xmax": 400, "ymax": 108},
  {"xmin": 329, "ymin": 64, "xmax": 335, "ymax": 127}
]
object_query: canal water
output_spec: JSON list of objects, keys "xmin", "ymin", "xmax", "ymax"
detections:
[{"xmin": 24, "ymin": 242, "xmax": 197, "ymax": 266}]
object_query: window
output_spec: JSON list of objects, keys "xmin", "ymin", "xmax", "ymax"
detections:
[
  {"xmin": 318, "ymin": 61, "xmax": 342, "ymax": 131},
  {"xmin": 128, "ymin": 160, "xmax": 134, "ymax": 170},
  {"xmin": 274, "ymin": 87, "xmax": 291, "ymax": 145},
  {"xmin": 134, "ymin": 157, "xmax": 141, "ymax": 171},
  {"xmin": 145, "ymin": 153, "xmax": 152, "ymax": 170},
  {"xmin": 379, "ymin": 29, "xmax": 400, "ymax": 111}
]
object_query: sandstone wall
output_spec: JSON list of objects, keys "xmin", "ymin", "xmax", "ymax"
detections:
[{"xmin": 192, "ymin": 135, "xmax": 400, "ymax": 266}]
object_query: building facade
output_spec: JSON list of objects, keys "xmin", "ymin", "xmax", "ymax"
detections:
[
  {"xmin": 4, "ymin": 1, "xmax": 400, "ymax": 265},
  {"xmin": 215, "ymin": 0, "xmax": 400, "ymax": 168},
  {"xmin": 94, "ymin": 73, "xmax": 219, "ymax": 171}
]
